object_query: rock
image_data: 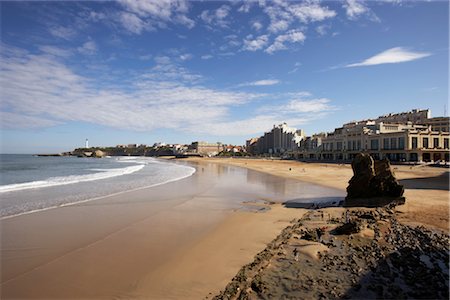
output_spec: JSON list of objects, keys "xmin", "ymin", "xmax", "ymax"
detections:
[
  {"xmin": 345, "ymin": 153, "xmax": 405, "ymax": 207},
  {"xmin": 332, "ymin": 221, "xmax": 360, "ymax": 235},
  {"xmin": 92, "ymin": 150, "xmax": 105, "ymax": 158}
]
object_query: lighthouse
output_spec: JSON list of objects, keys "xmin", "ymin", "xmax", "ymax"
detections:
[{"xmin": 85, "ymin": 138, "xmax": 89, "ymax": 148}]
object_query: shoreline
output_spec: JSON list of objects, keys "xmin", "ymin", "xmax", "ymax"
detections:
[
  {"xmin": 1, "ymin": 157, "xmax": 447, "ymax": 299},
  {"xmin": 1, "ymin": 159, "xmax": 333, "ymax": 299}
]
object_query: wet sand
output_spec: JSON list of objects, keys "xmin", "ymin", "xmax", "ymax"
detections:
[
  {"xmin": 187, "ymin": 158, "xmax": 449, "ymax": 232},
  {"xmin": 1, "ymin": 160, "xmax": 340, "ymax": 299}
]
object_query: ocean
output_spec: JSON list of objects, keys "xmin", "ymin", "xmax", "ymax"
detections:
[{"xmin": 0, "ymin": 154, "xmax": 196, "ymax": 218}]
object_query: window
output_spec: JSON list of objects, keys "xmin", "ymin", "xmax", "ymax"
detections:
[
  {"xmin": 423, "ymin": 137, "xmax": 429, "ymax": 149},
  {"xmin": 433, "ymin": 138, "xmax": 439, "ymax": 148},
  {"xmin": 347, "ymin": 141, "xmax": 351, "ymax": 150},
  {"xmin": 412, "ymin": 137, "xmax": 418, "ymax": 149},
  {"xmin": 444, "ymin": 138, "xmax": 449, "ymax": 149},
  {"xmin": 370, "ymin": 139, "xmax": 379, "ymax": 150},
  {"xmin": 352, "ymin": 141, "xmax": 356, "ymax": 150},
  {"xmin": 390, "ymin": 138, "xmax": 397, "ymax": 150},
  {"xmin": 336, "ymin": 142, "xmax": 342, "ymax": 150},
  {"xmin": 398, "ymin": 137, "xmax": 405, "ymax": 150},
  {"xmin": 357, "ymin": 140, "xmax": 361, "ymax": 150},
  {"xmin": 383, "ymin": 138, "xmax": 390, "ymax": 150}
]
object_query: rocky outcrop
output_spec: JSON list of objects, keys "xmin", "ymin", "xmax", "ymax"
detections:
[
  {"xmin": 92, "ymin": 150, "xmax": 105, "ymax": 158},
  {"xmin": 345, "ymin": 153, "xmax": 405, "ymax": 207}
]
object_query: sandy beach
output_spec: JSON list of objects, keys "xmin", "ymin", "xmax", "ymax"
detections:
[
  {"xmin": 1, "ymin": 158, "xmax": 448, "ymax": 299},
  {"xmin": 1, "ymin": 159, "xmax": 337, "ymax": 299}
]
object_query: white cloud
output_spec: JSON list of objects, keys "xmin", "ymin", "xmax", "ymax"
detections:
[
  {"xmin": 281, "ymin": 98, "xmax": 335, "ymax": 113},
  {"xmin": 0, "ymin": 45, "xmax": 260, "ymax": 134},
  {"xmin": 239, "ymin": 79, "xmax": 280, "ymax": 87},
  {"xmin": 316, "ymin": 24, "xmax": 329, "ymax": 36},
  {"xmin": 119, "ymin": 12, "xmax": 149, "ymax": 34},
  {"xmin": 343, "ymin": 0, "xmax": 368, "ymax": 19},
  {"xmin": 118, "ymin": 0, "xmax": 194, "ymax": 32},
  {"xmin": 77, "ymin": 40, "xmax": 97, "ymax": 55},
  {"xmin": 288, "ymin": 1, "xmax": 336, "ymax": 23},
  {"xmin": 268, "ymin": 19, "xmax": 290, "ymax": 33},
  {"xmin": 346, "ymin": 47, "xmax": 431, "ymax": 67},
  {"xmin": 343, "ymin": 0, "xmax": 379, "ymax": 21},
  {"xmin": 179, "ymin": 53, "xmax": 193, "ymax": 61},
  {"xmin": 0, "ymin": 45, "xmax": 336, "ymax": 137},
  {"xmin": 238, "ymin": 2, "xmax": 253, "ymax": 13},
  {"xmin": 242, "ymin": 35, "xmax": 269, "ymax": 51},
  {"xmin": 201, "ymin": 54, "xmax": 213, "ymax": 60},
  {"xmin": 265, "ymin": 29, "xmax": 305, "ymax": 54},
  {"xmin": 48, "ymin": 26, "xmax": 76, "ymax": 40},
  {"xmin": 0, "ymin": 111, "xmax": 62, "ymax": 129},
  {"xmin": 288, "ymin": 62, "xmax": 302, "ymax": 74},
  {"xmin": 251, "ymin": 20, "xmax": 263, "ymax": 31},
  {"xmin": 200, "ymin": 5, "xmax": 231, "ymax": 28}
]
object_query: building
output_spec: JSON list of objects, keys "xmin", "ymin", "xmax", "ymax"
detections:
[
  {"xmin": 297, "ymin": 109, "xmax": 449, "ymax": 163},
  {"xmin": 188, "ymin": 141, "xmax": 223, "ymax": 156},
  {"xmin": 245, "ymin": 137, "xmax": 259, "ymax": 154},
  {"xmin": 248, "ymin": 123, "xmax": 305, "ymax": 155}
]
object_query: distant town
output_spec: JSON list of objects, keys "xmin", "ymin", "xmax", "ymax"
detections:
[{"xmin": 60, "ymin": 109, "xmax": 449, "ymax": 164}]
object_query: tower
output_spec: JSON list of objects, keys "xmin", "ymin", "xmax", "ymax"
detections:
[{"xmin": 85, "ymin": 138, "xmax": 89, "ymax": 148}]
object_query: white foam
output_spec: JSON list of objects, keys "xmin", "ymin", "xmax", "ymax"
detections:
[
  {"xmin": 0, "ymin": 163, "xmax": 196, "ymax": 220},
  {"xmin": 0, "ymin": 164, "xmax": 145, "ymax": 193}
]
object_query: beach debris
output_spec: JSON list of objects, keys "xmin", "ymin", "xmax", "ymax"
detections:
[{"xmin": 345, "ymin": 153, "xmax": 405, "ymax": 207}]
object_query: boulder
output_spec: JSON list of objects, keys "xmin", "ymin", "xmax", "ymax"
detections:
[
  {"xmin": 93, "ymin": 150, "xmax": 105, "ymax": 158},
  {"xmin": 345, "ymin": 153, "xmax": 405, "ymax": 207}
]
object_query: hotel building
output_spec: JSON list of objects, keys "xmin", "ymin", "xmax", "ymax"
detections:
[{"xmin": 297, "ymin": 109, "xmax": 449, "ymax": 163}]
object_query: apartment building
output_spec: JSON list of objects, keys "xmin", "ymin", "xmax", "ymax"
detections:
[{"xmin": 247, "ymin": 123, "xmax": 305, "ymax": 155}]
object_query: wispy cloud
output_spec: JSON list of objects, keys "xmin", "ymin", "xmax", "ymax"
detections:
[
  {"xmin": 119, "ymin": 11, "xmax": 150, "ymax": 34},
  {"xmin": 48, "ymin": 26, "xmax": 76, "ymax": 40},
  {"xmin": 77, "ymin": 40, "xmax": 97, "ymax": 55},
  {"xmin": 39, "ymin": 45, "xmax": 73, "ymax": 58},
  {"xmin": 265, "ymin": 29, "xmax": 305, "ymax": 54},
  {"xmin": 0, "ymin": 44, "xmax": 336, "ymax": 137},
  {"xmin": 200, "ymin": 4, "xmax": 231, "ymax": 28},
  {"xmin": 179, "ymin": 53, "xmax": 193, "ymax": 61},
  {"xmin": 201, "ymin": 54, "xmax": 213, "ymax": 60},
  {"xmin": 242, "ymin": 34, "xmax": 269, "ymax": 51},
  {"xmin": 118, "ymin": 0, "xmax": 194, "ymax": 33},
  {"xmin": 239, "ymin": 79, "xmax": 280, "ymax": 87},
  {"xmin": 343, "ymin": 0, "xmax": 380, "ymax": 22},
  {"xmin": 346, "ymin": 47, "xmax": 431, "ymax": 67}
]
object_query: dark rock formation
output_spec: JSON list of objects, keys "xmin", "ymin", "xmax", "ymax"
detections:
[{"xmin": 345, "ymin": 153, "xmax": 405, "ymax": 207}]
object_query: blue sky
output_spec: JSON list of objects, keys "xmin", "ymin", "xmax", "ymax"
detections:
[{"xmin": 0, "ymin": 0, "xmax": 448, "ymax": 153}]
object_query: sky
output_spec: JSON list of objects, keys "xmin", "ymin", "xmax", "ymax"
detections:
[{"xmin": 0, "ymin": 0, "xmax": 448, "ymax": 154}]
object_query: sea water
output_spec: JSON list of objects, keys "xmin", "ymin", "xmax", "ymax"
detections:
[{"xmin": 0, "ymin": 154, "xmax": 195, "ymax": 218}]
